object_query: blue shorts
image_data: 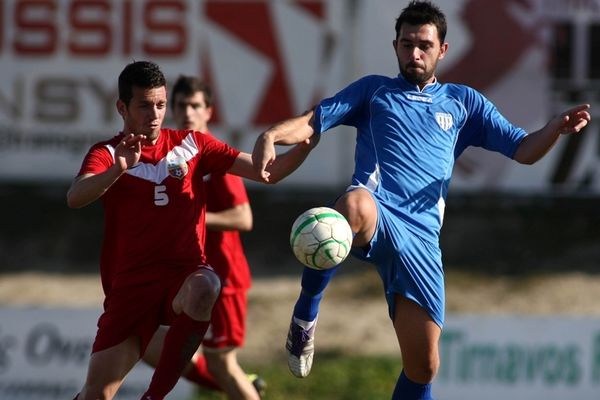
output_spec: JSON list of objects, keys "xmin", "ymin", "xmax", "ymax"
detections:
[{"xmin": 350, "ymin": 191, "xmax": 445, "ymax": 328}]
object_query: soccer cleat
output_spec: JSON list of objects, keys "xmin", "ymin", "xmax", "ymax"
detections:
[
  {"xmin": 285, "ymin": 316, "xmax": 317, "ymax": 378},
  {"xmin": 247, "ymin": 373, "xmax": 267, "ymax": 398}
]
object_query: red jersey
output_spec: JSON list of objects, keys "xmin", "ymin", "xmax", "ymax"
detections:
[
  {"xmin": 204, "ymin": 170, "xmax": 252, "ymax": 292},
  {"xmin": 77, "ymin": 129, "xmax": 240, "ymax": 292}
]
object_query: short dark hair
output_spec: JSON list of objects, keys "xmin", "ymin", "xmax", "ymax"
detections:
[
  {"xmin": 170, "ymin": 75, "xmax": 213, "ymax": 110},
  {"xmin": 118, "ymin": 61, "xmax": 166, "ymax": 106},
  {"xmin": 395, "ymin": 1, "xmax": 447, "ymax": 43}
]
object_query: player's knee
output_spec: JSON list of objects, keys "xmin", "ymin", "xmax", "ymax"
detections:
[
  {"xmin": 335, "ymin": 190, "xmax": 375, "ymax": 233},
  {"xmin": 405, "ymin": 356, "xmax": 439, "ymax": 384},
  {"xmin": 78, "ymin": 385, "xmax": 112, "ymax": 400},
  {"xmin": 183, "ymin": 271, "xmax": 221, "ymax": 320}
]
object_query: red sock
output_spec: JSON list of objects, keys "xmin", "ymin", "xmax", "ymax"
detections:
[
  {"xmin": 141, "ymin": 313, "xmax": 209, "ymax": 400},
  {"xmin": 184, "ymin": 355, "xmax": 222, "ymax": 390}
]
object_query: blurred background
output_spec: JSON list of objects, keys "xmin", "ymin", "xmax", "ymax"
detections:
[
  {"xmin": 1, "ymin": 0, "xmax": 599, "ymax": 274},
  {"xmin": 0, "ymin": 0, "xmax": 599, "ymax": 399}
]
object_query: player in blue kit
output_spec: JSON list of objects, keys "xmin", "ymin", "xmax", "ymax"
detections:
[{"xmin": 251, "ymin": 1, "xmax": 591, "ymax": 399}]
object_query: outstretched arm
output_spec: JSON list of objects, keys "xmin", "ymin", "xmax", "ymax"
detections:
[
  {"xmin": 66, "ymin": 133, "xmax": 145, "ymax": 208},
  {"xmin": 252, "ymin": 109, "xmax": 317, "ymax": 182},
  {"xmin": 229, "ymin": 135, "xmax": 318, "ymax": 184},
  {"xmin": 513, "ymin": 104, "xmax": 591, "ymax": 165}
]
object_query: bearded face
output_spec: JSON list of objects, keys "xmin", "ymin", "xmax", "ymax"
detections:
[{"xmin": 394, "ymin": 23, "xmax": 447, "ymax": 88}]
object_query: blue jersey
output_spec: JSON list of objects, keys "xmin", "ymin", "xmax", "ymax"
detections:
[{"xmin": 314, "ymin": 74, "xmax": 527, "ymax": 243}]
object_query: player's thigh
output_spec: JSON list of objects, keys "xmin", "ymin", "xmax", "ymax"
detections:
[
  {"xmin": 392, "ymin": 295, "xmax": 441, "ymax": 381},
  {"xmin": 334, "ymin": 187, "xmax": 377, "ymax": 247},
  {"xmin": 81, "ymin": 336, "xmax": 141, "ymax": 399}
]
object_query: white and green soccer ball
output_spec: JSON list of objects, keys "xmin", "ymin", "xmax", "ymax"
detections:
[{"xmin": 289, "ymin": 207, "xmax": 353, "ymax": 270}]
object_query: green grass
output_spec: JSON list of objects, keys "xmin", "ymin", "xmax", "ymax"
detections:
[{"xmin": 190, "ymin": 352, "xmax": 402, "ymax": 400}]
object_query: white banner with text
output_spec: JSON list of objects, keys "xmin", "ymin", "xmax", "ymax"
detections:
[
  {"xmin": 436, "ymin": 315, "xmax": 600, "ymax": 399},
  {"xmin": 1, "ymin": 308, "xmax": 599, "ymax": 399},
  {"xmin": 0, "ymin": 308, "xmax": 192, "ymax": 400}
]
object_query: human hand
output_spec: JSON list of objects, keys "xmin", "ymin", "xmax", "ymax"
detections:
[
  {"xmin": 252, "ymin": 133, "xmax": 276, "ymax": 182},
  {"xmin": 115, "ymin": 133, "xmax": 146, "ymax": 172},
  {"xmin": 552, "ymin": 104, "xmax": 591, "ymax": 135}
]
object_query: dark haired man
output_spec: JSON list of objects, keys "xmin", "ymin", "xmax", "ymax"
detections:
[
  {"xmin": 68, "ymin": 61, "xmax": 314, "ymax": 400},
  {"xmin": 141, "ymin": 75, "xmax": 265, "ymax": 400},
  {"xmin": 251, "ymin": 1, "xmax": 591, "ymax": 399}
]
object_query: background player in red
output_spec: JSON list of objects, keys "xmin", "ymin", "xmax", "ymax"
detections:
[
  {"xmin": 141, "ymin": 76, "xmax": 265, "ymax": 399},
  {"xmin": 67, "ymin": 61, "xmax": 315, "ymax": 400}
]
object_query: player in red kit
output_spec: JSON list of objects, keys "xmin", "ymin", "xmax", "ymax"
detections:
[
  {"xmin": 141, "ymin": 76, "xmax": 265, "ymax": 400},
  {"xmin": 67, "ymin": 61, "xmax": 316, "ymax": 400}
]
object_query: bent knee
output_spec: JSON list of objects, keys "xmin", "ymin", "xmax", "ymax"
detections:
[
  {"xmin": 404, "ymin": 357, "xmax": 439, "ymax": 384},
  {"xmin": 188, "ymin": 271, "xmax": 221, "ymax": 304},
  {"xmin": 181, "ymin": 270, "xmax": 221, "ymax": 319},
  {"xmin": 337, "ymin": 189, "xmax": 372, "ymax": 218},
  {"xmin": 78, "ymin": 385, "xmax": 113, "ymax": 400},
  {"xmin": 335, "ymin": 189, "xmax": 376, "ymax": 245}
]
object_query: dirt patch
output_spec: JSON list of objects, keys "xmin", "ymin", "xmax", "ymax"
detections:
[{"xmin": 1, "ymin": 269, "xmax": 600, "ymax": 363}]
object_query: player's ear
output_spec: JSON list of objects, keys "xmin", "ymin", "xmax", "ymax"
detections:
[
  {"xmin": 206, "ymin": 106, "xmax": 214, "ymax": 122},
  {"xmin": 439, "ymin": 42, "xmax": 448, "ymax": 60},
  {"xmin": 116, "ymin": 99, "xmax": 127, "ymax": 119}
]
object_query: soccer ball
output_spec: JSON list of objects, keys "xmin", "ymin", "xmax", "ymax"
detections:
[{"xmin": 289, "ymin": 207, "xmax": 353, "ymax": 270}]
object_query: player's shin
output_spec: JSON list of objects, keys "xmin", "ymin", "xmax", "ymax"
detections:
[
  {"xmin": 293, "ymin": 265, "xmax": 339, "ymax": 322},
  {"xmin": 141, "ymin": 313, "xmax": 210, "ymax": 399}
]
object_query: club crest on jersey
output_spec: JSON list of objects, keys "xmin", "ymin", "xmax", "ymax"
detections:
[
  {"xmin": 435, "ymin": 112, "xmax": 453, "ymax": 131},
  {"xmin": 167, "ymin": 156, "xmax": 188, "ymax": 180}
]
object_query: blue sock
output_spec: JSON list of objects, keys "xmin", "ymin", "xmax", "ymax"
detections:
[
  {"xmin": 392, "ymin": 371, "xmax": 433, "ymax": 400},
  {"xmin": 293, "ymin": 265, "xmax": 339, "ymax": 321}
]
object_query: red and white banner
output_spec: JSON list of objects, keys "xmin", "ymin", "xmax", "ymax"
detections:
[{"xmin": 0, "ymin": 0, "xmax": 598, "ymax": 192}]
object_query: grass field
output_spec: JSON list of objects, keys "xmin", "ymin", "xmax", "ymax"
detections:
[{"xmin": 191, "ymin": 352, "xmax": 402, "ymax": 400}]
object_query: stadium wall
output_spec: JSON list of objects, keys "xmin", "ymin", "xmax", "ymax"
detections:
[{"xmin": 2, "ymin": 184, "xmax": 598, "ymax": 275}]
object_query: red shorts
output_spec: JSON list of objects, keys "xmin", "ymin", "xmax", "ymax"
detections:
[
  {"xmin": 92, "ymin": 264, "xmax": 208, "ymax": 354},
  {"xmin": 202, "ymin": 289, "xmax": 247, "ymax": 350}
]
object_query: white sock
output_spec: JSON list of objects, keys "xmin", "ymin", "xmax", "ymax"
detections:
[{"xmin": 293, "ymin": 316, "xmax": 316, "ymax": 330}]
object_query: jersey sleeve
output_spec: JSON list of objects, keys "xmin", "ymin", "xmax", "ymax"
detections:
[
  {"xmin": 77, "ymin": 143, "xmax": 115, "ymax": 177},
  {"xmin": 314, "ymin": 75, "xmax": 378, "ymax": 134},
  {"xmin": 456, "ymin": 87, "xmax": 527, "ymax": 159},
  {"xmin": 196, "ymin": 133, "xmax": 241, "ymax": 176}
]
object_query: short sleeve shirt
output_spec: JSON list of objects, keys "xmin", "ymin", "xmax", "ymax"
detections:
[
  {"xmin": 313, "ymin": 74, "xmax": 526, "ymax": 242},
  {"xmin": 77, "ymin": 128, "xmax": 240, "ymax": 291}
]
